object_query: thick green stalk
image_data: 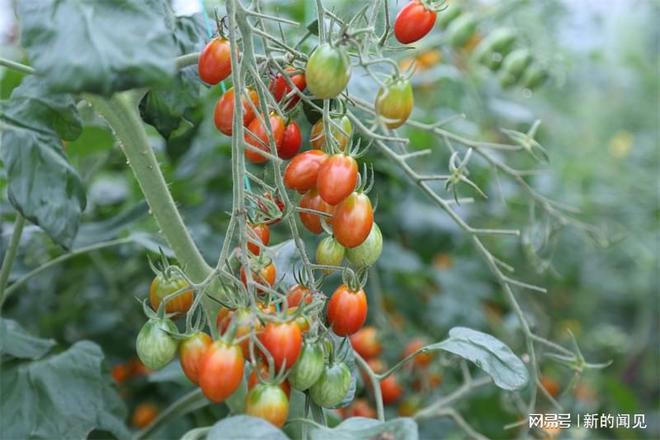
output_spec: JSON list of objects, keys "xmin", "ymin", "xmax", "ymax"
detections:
[{"xmin": 0, "ymin": 214, "xmax": 26, "ymax": 310}]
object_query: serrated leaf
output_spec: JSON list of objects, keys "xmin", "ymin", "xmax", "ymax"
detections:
[
  {"xmin": 427, "ymin": 327, "xmax": 529, "ymax": 391},
  {"xmin": 308, "ymin": 417, "xmax": 418, "ymax": 440},
  {"xmin": 206, "ymin": 415, "xmax": 288, "ymax": 440},
  {"xmin": 0, "ymin": 318, "xmax": 55, "ymax": 360}
]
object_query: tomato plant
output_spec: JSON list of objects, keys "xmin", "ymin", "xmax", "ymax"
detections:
[
  {"xmin": 214, "ymin": 87, "xmax": 259, "ymax": 136},
  {"xmin": 258, "ymin": 321, "xmax": 303, "ymax": 370},
  {"xmin": 305, "ymin": 43, "xmax": 351, "ymax": 99},
  {"xmin": 245, "ymin": 383, "xmax": 289, "ymax": 428},
  {"xmin": 245, "ymin": 113, "xmax": 285, "ymax": 164},
  {"xmin": 283, "ymin": 149, "xmax": 328, "ymax": 193},
  {"xmin": 198, "ymin": 37, "xmax": 231, "ymax": 85},
  {"xmin": 198, "ymin": 341, "xmax": 245, "ymax": 403},
  {"xmin": 269, "ymin": 66, "xmax": 306, "ymax": 110},
  {"xmin": 149, "ymin": 271, "xmax": 193, "ymax": 315},
  {"xmin": 179, "ymin": 331, "xmax": 212, "ymax": 385},
  {"xmin": 136, "ymin": 318, "xmax": 178, "ymax": 370},
  {"xmin": 333, "ymin": 192, "xmax": 374, "ymax": 248},
  {"xmin": 309, "ymin": 361, "xmax": 352, "ymax": 408},
  {"xmin": 327, "ymin": 284, "xmax": 368, "ymax": 336},
  {"xmin": 288, "ymin": 340, "xmax": 325, "ymax": 391}
]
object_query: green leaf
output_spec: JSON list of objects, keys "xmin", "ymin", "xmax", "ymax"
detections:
[
  {"xmin": 306, "ymin": 19, "xmax": 319, "ymax": 36},
  {"xmin": 206, "ymin": 415, "xmax": 288, "ymax": 440},
  {"xmin": 74, "ymin": 202, "xmax": 148, "ymax": 248},
  {"xmin": 427, "ymin": 327, "xmax": 529, "ymax": 391},
  {"xmin": 0, "ymin": 318, "xmax": 55, "ymax": 360},
  {"xmin": 17, "ymin": 0, "xmax": 178, "ymax": 95},
  {"xmin": 308, "ymin": 417, "xmax": 418, "ymax": 440},
  {"xmin": 0, "ymin": 340, "xmax": 129, "ymax": 439}
]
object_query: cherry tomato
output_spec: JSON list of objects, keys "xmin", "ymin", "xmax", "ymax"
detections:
[
  {"xmin": 259, "ymin": 321, "xmax": 302, "ymax": 370},
  {"xmin": 179, "ymin": 332, "xmax": 212, "ymax": 385},
  {"xmin": 136, "ymin": 318, "xmax": 178, "ymax": 370},
  {"xmin": 540, "ymin": 375, "xmax": 560, "ymax": 397},
  {"xmin": 214, "ymin": 87, "xmax": 259, "ymax": 136},
  {"xmin": 111, "ymin": 363, "xmax": 131, "ymax": 384},
  {"xmin": 257, "ymin": 191, "xmax": 286, "ymax": 225},
  {"xmin": 199, "ymin": 340, "xmax": 245, "ymax": 403},
  {"xmin": 345, "ymin": 399, "xmax": 376, "ymax": 419},
  {"xmin": 333, "ymin": 192, "xmax": 374, "ymax": 248},
  {"xmin": 394, "ymin": 1, "xmax": 437, "ymax": 44},
  {"xmin": 245, "ymin": 383, "xmax": 290, "ymax": 428},
  {"xmin": 299, "ymin": 189, "xmax": 334, "ymax": 234},
  {"xmin": 288, "ymin": 341, "xmax": 325, "ymax": 391},
  {"xmin": 306, "ymin": 43, "xmax": 351, "ymax": 99},
  {"xmin": 245, "ymin": 113, "xmax": 286, "ymax": 164},
  {"xmin": 345, "ymin": 223, "xmax": 383, "ymax": 268},
  {"xmin": 402, "ymin": 338, "xmax": 433, "ymax": 368},
  {"xmin": 350, "ymin": 326, "xmax": 381, "ymax": 359},
  {"xmin": 286, "ymin": 307, "xmax": 311, "ymax": 333},
  {"xmin": 315, "ymin": 236, "xmax": 345, "ymax": 272},
  {"xmin": 278, "ymin": 121, "xmax": 302, "ymax": 160},
  {"xmin": 217, "ymin": 307, "xmax": 261, "ymax": 359},
  {"xmin": 269, "ymin": 66, "xmax": 306, "ymax": 110},
  {"xmin": 380, "ymin": 375, "xmax": 404, "ymax": 404},
  {"xmin": 375, "ymin": 76, "xmax": 413, "ymax": 129},
  {"xmin": 287, "ymin": 284, "xmax": 313, "ymax": 308},
  {"xmin": 310, "ymin": 361, "xmax": 352, "ymax": 408},
  {"xmin": 283, "ymin": 150, "xmax": 328, "ymax": 193},
  {"xmin": 198, "ymin": 37, "xmax": 231, "ymax": 85},
  {"xmin": 240, "ymin": 260, "xmax": 277, "ymax": 292},
  {"xmin": 247, "ymin": 223, "xmax": 270, "ymax": 256},
  {"xmin": 248, "ymin": 363, "xmax": 291, "ymax": 398},
  {"xmin": 317, "ymin": 153, "xmax": 358, "ymax": 205},
  {"xmin": 398, "ymin": 397, "xmax": 421, "ymax": 417},
  {"xmin": 310, "ymin": 116, "xmax": 353, "ymax": 152},
  {"xmin": 149, "ymin": 272, "xmax": 193, "ymax": 316},
  {"xmin": 327, "ymin": 284, "xmax": 368, "ymax": 336},
  {"xmin": 131, "ymin": 403, "xmax": 158, "ymax": 428}
]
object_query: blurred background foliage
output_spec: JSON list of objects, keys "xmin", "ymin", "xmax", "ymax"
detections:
[{"xmin": 0, "ymin": 0, "xmax": 657, "ymax": 438}]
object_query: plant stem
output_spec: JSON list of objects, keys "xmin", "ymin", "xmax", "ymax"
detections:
[
  {"xmin": 0, "ymin": 214, "xmax": 25, "ymax": 310},
  {"xmin": 133, "ymin": 388, "xmax": 207, "ymax": 440},
  {"xmin": 354, "ymin": 350, "xmax": 385, "ymax": 421},
  {"xmin": 0, "ymin": 57, "xmax": 34, "ymax": 74}
]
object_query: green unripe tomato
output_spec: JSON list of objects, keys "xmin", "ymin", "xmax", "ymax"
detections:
[
  {"xmin": 306, "ymin": 44, "xmax": 351, "ymax": 99},
  {"xmin": 437, "ymin": 4, "xmax": 462, "ymax": 28},
  {"xmin": 501, "ymin": 49, "xmax": 532, "ymax": 79},
  {"xmin": 136, "ymin": 318, "xmax": 178, "ymax": 370},
  {"xmin": 309, "ymin": 361, "xmax": 352, "ymax": 408},
  {"xmin": 375, "ymin": 77, "xmax": 414, "ymax": 129},
  {"xmin": 474, "ymin": 28, "xmax": 517, "ymax": 70},
  {"xmin": 521, "ymin": 63, "xmax": 549, "ymax": 90},
  {"xmin": 346, "ymin": 223, "xmax": 383, "ymax": 268},
  {"xmin": 447, "ymin": 13, "xmax": 477, "ymax": 48},
  {"xmin": 316, "ymin": 236, "xmax": 346, "ymax": 274},
  {"xmin": 288, "ymin": 341, "xmax": 325, "ymax": 391}
]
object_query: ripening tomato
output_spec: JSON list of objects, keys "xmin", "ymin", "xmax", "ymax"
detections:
[
  {"xmin": 288, "ymin": 340, "xmax": 324, "ymax": 391},
  {"xmin": 287, "ymin": 284, "xmax": 313, "ymax": 308},
  {"xmin": 402, "ymin": 338, "xmax": 433, "ymax": 368},
  {"xmin": 136, "ymin": 318, "xmax": 178, "ymax": 370},
  {"xmin": 375, "ymin": 77, "xmax": 413, "ymax": 129},
  {"xmin": 310, "ymin": 361, "xmax": 352, "ymax": 408},
  {"xmin": 398, "ymin": 397, "xmax": 421, "ymax": 417},
  {"xmin": 149, "ymin": 271, "xmax": 193, "ymax": 315},
  {"xmin": 299, "ymin": 189, "xmax": 334, "ymax": 234},
  {"xmin": 217, "ymin": 307, "xmax": 260, "ymax": 359},
  {"xmin": 278, "ymin": 121, "xmax": 302, "ymax": 160},
  {"xmin": 310, "ymin": 116, "xmax": 353, "ymax": 152},
  {"xmin": 327, "ymin": 284, "xmax": 368, "ymax": 336},
  {"xmin": 287, "ymin": 307, "xmax": 311, "ymax": 333},
  {"xmin": 315, "ymin": 236, "xmax": 345, "ymax": 272},
  {"xmin": 345, "ymin": 223, "xmax": 382, "ymax": 268},
  {"xmin": 179, "ymin": 332, "xmax": 212, "ymax": 385},
  {"xmin": 345, "ymin": 399, "xmax": 376, "ymax": 419},
  {"xmin": 198, "ymin": 341, "xmax": 245, "ymax": 403},
  {"xmin": 259, "ymin": 321, "xmax": 302, "ymax": 370},
  {"xmin": 306, "ymin": 43, "xmax": 351, "ymax": 99},
  {"xmin": 257, "ymin": 191, "xmax": 286, "ymax": 225},
  {"xmin": 198, "ymin": 37, "xmax": 231, "ymax": 84},
  {"xmin": 248, "ymin": 363, "xmax": 291, "ymax": 398},
  {"xmin": 245, "ymin": 114, "xmax": 286, "ymax": 164},
  {"xmin": 111, "ymin": 363, "xmax": 131, "ymax": 384},
  {"xmin": 540, "ymin": 375, "xmax": 560, "ymax": 398},
  {"xmin": 241, "ymin": 261, "xmax": 277, "ymax": 292},
  {"xmin": 214, "ymin": 88, "xmax": 259, "ymax": 136},
  {"xmin": 380, "ymin": 375, "xmax": 404, "ymax": 404},
  {"xmin": 269, "ymin": 67, "xmax": 306, "ymax": 110},
  {"xmin": 245, "ymin": 384, "xmax": 290, "ymax": 428},
  {"xmin": 333, "ymin": 192, "xmax": 374, "ymax": 248},
  {"xmin": 248, "ymin": 223, "xmax": 270, "ymax": 256},
  {"xmin": 131, "ymin": 403, "xmax": 159, "ymax": 428},
  {"xmin": 283, "ymin": 150, "xmax": 328, "ymax": 193},
  {"xmin": 316, "ymin": 154, "xmax": 358, "ymax": 205},
  {"xmin": 394, "ymin": 1, "xmax": 437, "ymax": 44},
  {"xmin": 350, "ymin": 326, "xmax": 381, "ymax": 359}
]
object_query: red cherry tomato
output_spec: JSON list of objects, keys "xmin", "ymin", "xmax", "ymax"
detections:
[
  {"xmin": 317, "ymin": 153, "xmax": 358, "ymax": 205},
  {"xmin": 344, "ymin": 399, "xmax": 376, "ymax": 419},
  {"xmin": 283, "ymin": 150, "xmax": 328, "ymax": 193},
  {"xmin": 278, "ymin": 121, "xmax": 302, "ymax": 160},
  {"xmin": 259, "ymin": 321, "xmax": 303, "ymax": 370},
  {"xmin": 402, "ymin": 338, "xmax": 433, "ymax": 368},
  {"xmin": 327, "ymin": 284, "xmax": 368, "ymax": 336},
  {"xmin": 380, "ymin": 375, "xmax": 404, "ymax": 404},
  {"xmin": 269, "ymin": 67, "xmax": 306, "ymax": 110},
  {"xmin": 350, "ymin": 326, "xmax": 381, "ymax": 360},
  {"xmin": 248, "ymin": 363, "xmax": 291, "ymax": 398},
  {"xmin": 299, "ymin": 189, "xmax": 334, "ymax": 234},
  {"xmin": 245, "ymin": 114, "xmax": 286, "ymax": 164},
  {"xmin": 333, "ymin": 192, "xmax": 374, "ymax": 248},
  {"xmin": 198, "ymin": 341, "xmax": 245, "ymax": 403},
  {"xmin": 131, "ymin": 403, "xmax": 159, "ymax": 428},
  {"xmin": 179, "ymin": 332, "xmax": 212, "ymax": 385},
  {"xmin": 248, "ymin": 223, "xmax": 271, "ymax": 256},
  {"xmin": 287, "ymin": 284, "xmax": 313, "ymax": 308},
  {"xmin": 198, "ymin": 37, "xmax": 231, "ymax": 85},
  {"xmin": 214, "ymin": 88, "xmax": 260, "ymax": 136},
  {"xmin": 394, "ymin": 1, "xmax": 437, "ymax": 44},
  {"xmin": 240, "ymin": 261, "xmax": 277, "ymax": 293}
]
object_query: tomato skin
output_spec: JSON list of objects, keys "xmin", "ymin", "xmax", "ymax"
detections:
[
  {"xmin": 394, "ymin": 1, "xmax": 437, "ymax": 44},
  {"xmin": 327, "ymin": 284, "xmax": 368, "ymax": 336},
  {"xmin": 248, "ymin": 223, "xmax": 271, "ymax": 256},
  {"xmin": 333, "ymin": 192, "xmax": 374, "ymax": 248},
  {"xmin": 136, "ymin": 318, "xmax": 178, "ymax": 370},
  {"xmin": 317, "ymin": 154, "xmax": 358, "ymax": 205},
  {"xmin": 380, "ymin": 375, "xmax": 404, "ymax": 404},
  {"xmin": 345, "ymin": 223, "xmax": 383, "ymax": 268},
  {"xmin": 269, "ymin": 67, "xmax": 306, "ymax": 110},
  {"xmin": 375, "ymin": 77, "xmax": 413, "ymax": 129},
  {"xmin": 149, "ymin": 272, "xmax": 193, "ymax": 316},
  {"xmin": 283, "ymin": 150, "xmax": 328, "ymax": 193},
  {"xmin": 402, "ymin": 338, "xmax": 433, "ymax": 367},
  {"xmin": 214, "ymin": 88, "xmax": 259, "ymax": 136},
  {"xmin": 278, "ymin": 121, "xmax": 302, "ymax": 160},
  {"xmin": 131, "ymin": 403, "xmax": 158, "ymax": 428},
  {"xmin": 240, "ymin": 262, "xmax": 277, "ymax": 292},
  {"xmin": 179, "ymin": 332, "xmax": 212, "ymax": 385},
  {"xmin": 540, "ymin": 375, "xmax": 560, "ymax": 397},
  {"xmin": 199, "ymin": 341, "xmax": 245, "ymax": 403},
  {"xmin": 217, "ymin": 307, "xmax": 261, "ymax": 359},
  {"xmin": 258, "ymin": 322, "xmax": 302, "ymax": 370},
  {"xmin": 198, "ymin": 37, "xmax": 231, "ymax": 84},
  {"xmin": 345, "ymin": 399, "xmax": 376, "ymax": 419},
  {"xmin": 288, "ymin": 341, "xmax": 325, "ymax": 391},
  {"xmin": 248, "ymin": 363, "xmax": 291, "ymax": 398},
  {"xmin": 245, "ymin": 114, "xmax": 286, "ymax": 164},
  {"xmin": 306, "ymin": 43, "xmax": 351, "ymax": 99},
  {"xmin": 310, "ymin": 361, "xmax": 352, "ymax": 408},
  {"xmin": 299, "ymin": 189, "xmax": 334, "ymax": 234},
  {"xmin": 310, "ymin": 116, "xmax": 353, "ymax": 152},
  {"xmin": 245, "ymin": 384, "xmax": 290, "ymax": 428},
  {"xmin": 287, "ymin": 284, "xmax": 313, "ymax": 308},
  {"xmin": 315, "ymin": 236, "xmax": 345, "ymax": 272},
  {"xmin": 350, "ymin": 326, "xmax": 381, "ymax": 359}
]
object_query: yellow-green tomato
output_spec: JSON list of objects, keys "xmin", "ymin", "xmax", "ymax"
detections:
[
  {"xmin": 375, "ymin": 77, "xmax": 413, "ymax": 129},
  {"xmin": 245, "ymin": 383, "xmax": 289, "ymax": 428},
  {"xmin": 306, "ymin": 43, "xmax": 351, "ymax": 99},
  {"xmin": 315, "ymin": 236, "xmax": 346, "ymax": 273},
  {"xmin": 346, "ymin": 223, "xmax": 383, "ymax": 268}
]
